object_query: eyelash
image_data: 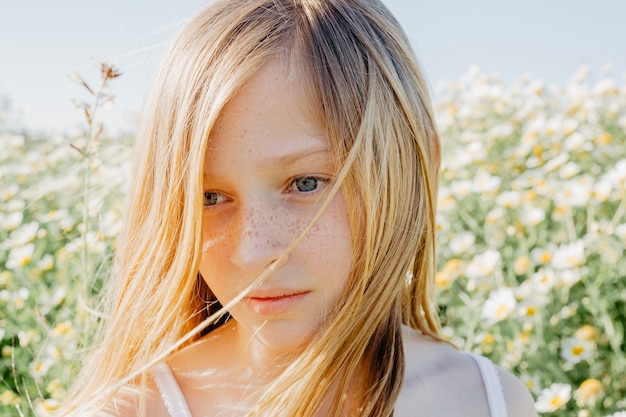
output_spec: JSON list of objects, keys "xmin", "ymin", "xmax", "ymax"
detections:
[{"xmin": 203, "ymin": 176, "xmax": 330, "ymax": 207}]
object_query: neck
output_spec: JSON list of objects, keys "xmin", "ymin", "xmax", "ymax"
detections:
[
  {"xmin": 225, "ymin": 319, "xmax": 364, "ymax": 415},
  {"xmin": 221, "ymin": 319, "xmax": 300, "ymax": 379}
]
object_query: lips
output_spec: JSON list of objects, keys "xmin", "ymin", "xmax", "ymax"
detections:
[{"xmin": 244, "ymin": 290, "xmax": 311, "ymax": 316}]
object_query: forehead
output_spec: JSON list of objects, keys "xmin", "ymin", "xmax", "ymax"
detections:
[{"xmin": 204, "ymin": 58, "xmax": 329, "ymax": 173}]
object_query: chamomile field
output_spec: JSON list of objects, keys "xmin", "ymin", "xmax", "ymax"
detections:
[{"xmin": 1, "ymin": 65, "xmax": 625, "ymax": 416}]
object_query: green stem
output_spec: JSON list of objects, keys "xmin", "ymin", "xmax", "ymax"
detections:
[
  {"xmin": 534, "ymin": 310, "xmax": 544, "ymax": 343},
  {"xmin": 80, "ymin": 146, "xmax": 91, "ymax": 289},
  {"xmin": 457, "ymin": 205, "xmax": 485, "ymax": 240},
  {"xmin": 586, "ymin": 204, "xmax": 595, "ymax": 236},
  {"xmin": 458, "ymin": 290, "xmax": 482, "ymax": 351},
  {"xmin": 564, "ymin": 206, "xmax": 577, "ymax": 242},
  {"xmin": 610, "ymin": 196, "xmax": 626, "ymax": 228},
  {"xmin": 79, "ymin": 78, "xmax": 108, "ymax": 291},
  {"xmin": 582, "ymin": 275, "xmax": 626, "ymax": 372}
]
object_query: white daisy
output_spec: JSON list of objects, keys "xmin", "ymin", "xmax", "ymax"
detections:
[
  {"xmin": 561, "ymin": 336, "xmax": 595, "ymax": 364},
  {"xmin": 531, "ymin": 246, "xmax": 554, "ymax": 265},
  {"xmin": 5, "ymin": 243, "xmax": 35, "ymax": 269},
  {"xmin": 531, "ymin": 268, "xmax": 557, "ymax": 294},
  {"xmin": 449, "ymin": 232, "xmax": 476, "ymax": 256},
  {"xmin": 557, "ymin": 269, "xmax": 582, "ymax": 288},
  {"xmin": 496, "ymin": 190, "xmax": 522, "ymax": 208},
  {"xmin": 466, "ymin": 250, "xmax": 501, "ymax": 280},
  {"xmin": 472, "ymin": 170, "xmax": 501, "ymax": 194},
  {"xmin": 551, "ymin": 240, "xmax": 585, "ymax": 269},
  {"xmin": 520, "ymin": 205, "xmax": 546, "ymax": 227},
  {"xmin": 481, "ymin": 288, "xmax": 516, "ymax": 325},
  {"xmin": 535, "ymin": 383, "xmax": 571, "ymax": 412}
]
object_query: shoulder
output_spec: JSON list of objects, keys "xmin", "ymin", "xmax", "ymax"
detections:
[
  {"xmin": 495, "ymin": 366, "xmax": 538, "ymax": 417},
  {"xmin": 400, "ymin": 326, "xmax": 537, "ymax": 416},
  {"xmin": 399, "ymin": 326, "xmax": 489, "ymax": 415}
]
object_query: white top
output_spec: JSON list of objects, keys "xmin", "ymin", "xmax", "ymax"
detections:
[
  {"xmin": 150, "ymin": 362, "xmax": 193, "ymax": 417},
  {"xmin": 150, "ymin": 352, "xmax": 507, "ymax": 417},
  {"xmin": 467, "ymin": 352, "xmax": 508, "ymax": 416}
]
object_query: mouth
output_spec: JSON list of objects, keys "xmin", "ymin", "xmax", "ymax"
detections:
[{"xmin": 244, "ymin": 290, "xmax": 311, "ymax": 316}]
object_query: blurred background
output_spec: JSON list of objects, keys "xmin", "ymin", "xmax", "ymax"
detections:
[
  {"xmin": 1, "ymin": 0, "xmax": 625, "ymax": 134},
  {"xmin": 1, "ymin": 2, "xmax": 626, "ymax": 416}
]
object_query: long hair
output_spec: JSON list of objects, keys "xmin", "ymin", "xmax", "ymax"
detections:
[{"xmin": 60, "ymin": 0, "xmax": 443, "ymax": 415}]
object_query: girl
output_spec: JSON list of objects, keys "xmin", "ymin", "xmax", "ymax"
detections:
[{"xmin": 61, "ymin": 0, "xmax": 537, "ymax": 416}]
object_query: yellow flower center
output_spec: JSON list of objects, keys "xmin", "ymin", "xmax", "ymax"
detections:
[
  {"xmin": 550, "ymin": 395, "xmax": 566, "ymax": 408},
  {"xmin": 572, "ymin": 346, "xmax": 584, "ymax": 356},
  {"xmin": 495, "ymin": 304, "xmax": 509, "ymax": 317}
]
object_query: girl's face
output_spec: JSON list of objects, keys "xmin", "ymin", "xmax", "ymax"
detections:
[{"xmin": 199, "ymin": 59, "xmax": 353, "ymax": 354}]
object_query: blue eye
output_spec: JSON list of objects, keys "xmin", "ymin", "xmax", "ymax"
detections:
[
  {"xmin": 204, "ymin": 192, "xmax": 227, "ymax": 206},
  {"xmin": 293, "ymin": 177, "xmax": 319, "ymax": 192}
]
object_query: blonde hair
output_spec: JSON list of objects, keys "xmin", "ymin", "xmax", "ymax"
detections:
[{"xmin": 61, "ymin": 0, "xmax": 443, "ymax": 415}]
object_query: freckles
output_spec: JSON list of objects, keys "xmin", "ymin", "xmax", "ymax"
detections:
[{"xmin": 306, "ymin": 213, "xmax": 346, "ymax": 256}]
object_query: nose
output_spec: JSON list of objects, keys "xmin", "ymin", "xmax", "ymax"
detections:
[{"xmin": 230, "ymin": 198, "xmax": 288, "ymax": 274}]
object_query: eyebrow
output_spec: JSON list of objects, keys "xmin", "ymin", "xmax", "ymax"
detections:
[
  {"xmin": 268, "ymin": 147, "xmax": 330, "ymax": 168},
  {"xmin": 203, "ymin": 146, "xmax": 332, "ymax": 179}
]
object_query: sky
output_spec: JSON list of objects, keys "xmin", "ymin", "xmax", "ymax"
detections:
[{"xmin": 1, "ymin": 0, "xmax": 625, "ymax": 134}]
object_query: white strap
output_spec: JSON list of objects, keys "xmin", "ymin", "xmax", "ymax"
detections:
[
  {"xmin": 466, "ymin": 353, "xmax": 508, "ymax": 417},
  {"xmin": 150, "ymin": 362, "xmax": 193, "ymax": 417}
]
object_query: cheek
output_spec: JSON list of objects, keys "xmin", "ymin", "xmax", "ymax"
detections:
[
  {"xmin": 303, "ymin": 198, "xmax": 353, "ymax": 277},
  {"xmin": 198, "ymin": 223, "xmax": 232, "ymax": 294},
  {"xmin": 200, "ymin": 228, "xmax": 227, "ymax": 266},
  {"xmin": 201, "ymin": 233, "xmax": 227, "ymax": 255},
  {"xmin": 198, "ymin": 196, "xmax": 353, "ymax": 292}
]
